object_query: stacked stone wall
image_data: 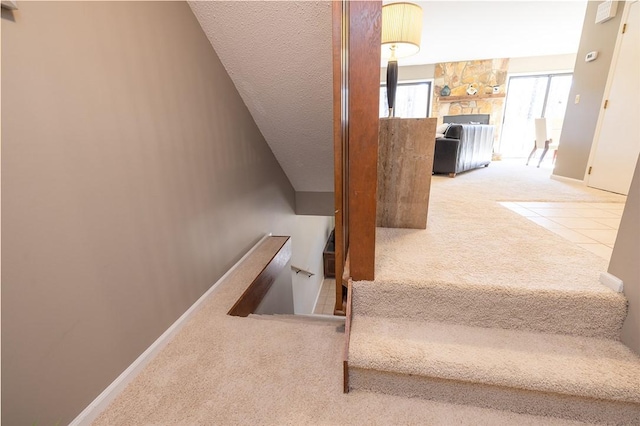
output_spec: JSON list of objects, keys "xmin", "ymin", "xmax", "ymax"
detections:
[{"xmin": 433, "ymin": 58, "xmax": 509, "ymax": 148}]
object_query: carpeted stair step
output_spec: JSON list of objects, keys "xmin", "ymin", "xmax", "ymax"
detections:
[
  {"xmin": 352, "ymin": 279, "xmax": 627, "ymax": 339},
  {"xmin": 348, "ymin": 315, "xmax": 640, "ymax": 424}
]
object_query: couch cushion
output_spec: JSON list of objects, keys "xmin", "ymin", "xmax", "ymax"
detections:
[
  {"xmin": 444, "ymin": 124, "xmax": 462, "ymax": 139},
  {"xmin": 433, "ymin": 124, "xmax": 494, "ymax": 176}
]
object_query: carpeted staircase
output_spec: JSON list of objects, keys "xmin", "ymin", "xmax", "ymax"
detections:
[
  {"xmin": 347, "ymin": 164, "xmax": 640, "ymax": 424},
  {"xmin": 348, "ymin": 261, "xmax": 640, "ymax": 424}
]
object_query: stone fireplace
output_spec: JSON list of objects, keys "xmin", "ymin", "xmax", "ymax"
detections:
[{"xmin": 433, "ymin": 58, "xmax": 509, "ymax": 147}]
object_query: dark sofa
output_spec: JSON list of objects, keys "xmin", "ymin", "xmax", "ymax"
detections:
[{"xmin": 433, "ymin": 124, "xmax": 495, "ymax": 177}]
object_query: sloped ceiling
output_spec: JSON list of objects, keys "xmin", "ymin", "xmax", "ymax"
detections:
[
  {"xmin": 189, "ymin": 1, "xmax": 588, "ymax": 194},
  {"xmin": 188, "ymin": 1, "xmax": 334, "ymax": 193}
]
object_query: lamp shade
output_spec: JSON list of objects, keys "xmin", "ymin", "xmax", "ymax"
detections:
[{"xmin": 381, "ymin": 2, "xmax": 423, "ymax": 60}]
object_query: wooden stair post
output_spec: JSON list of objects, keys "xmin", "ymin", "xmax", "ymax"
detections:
[{"xmin": 332, "ymin": 0, "xmax": 382, "ymax": 315}]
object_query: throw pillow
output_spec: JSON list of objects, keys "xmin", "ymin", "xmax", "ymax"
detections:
[{"xmin": 436, "ymin": 123, "xmax": 450, "ymax": 134}]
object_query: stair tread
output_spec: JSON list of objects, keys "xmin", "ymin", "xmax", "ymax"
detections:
[
  {"xmin": 357, "ymin": 277, "xmax": 626, "ymax": 297},
  {"xmin": 349, "ymin": 316, "xmax": 640, "ymax": 403},
  {"xmin": 351, "ymin": 279, "xmax": 627, "ymax": 339}
]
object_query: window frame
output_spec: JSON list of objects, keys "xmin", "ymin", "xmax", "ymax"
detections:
[
  {"xmin": 379, "ymin": 79, "xmax": 434, "ymax": 118},
  {"xmin": 498, "ymin": 72, "xmax": 573, "ymax": 156}
]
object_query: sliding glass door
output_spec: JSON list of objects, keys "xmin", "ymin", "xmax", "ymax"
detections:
[{"xmin": 499, "ymin": 74, "xmax": 572, "ymax": 158}]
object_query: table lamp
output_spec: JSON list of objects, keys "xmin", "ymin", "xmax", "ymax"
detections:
[{"xmin": 381, "ymin": 2, "xmax": 423, "ymax": 117}]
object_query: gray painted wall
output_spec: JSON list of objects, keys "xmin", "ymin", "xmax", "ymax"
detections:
[
  {"xmin": 255, "ymin": 259, "xmax": 295, "ymax": 315},
  {"xmin": 1, "ymin": 2, "xmax": 295, "ymax": 424},
  {"xmin": 508, "ymin": 54, "xmax": 577, "ymax": 74},
  {"xmin": 609, "ymin": 157, "xmax": 640, "ymax": 354},
  {"xmin": 291, "ymin": 215, "xmax": 334, "ymax": 314},
  {"xmin": 295, "ymin": 191, "xmax": 335, "ymax": 216},
  {"xmin": 554, "ymin": 1, "xmax": 625, "ymax": 180}
]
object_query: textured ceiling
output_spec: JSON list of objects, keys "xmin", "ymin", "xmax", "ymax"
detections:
[
  {"xmin": 188, "ymin": 1, "xmax": 334, "ymax": 192},
  {"xmin": 189, "ymin": 1, "xmax": 588, "ymax": 193}
]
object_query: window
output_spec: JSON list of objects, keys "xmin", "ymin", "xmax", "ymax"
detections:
[
  {"xmin": 499, "ymin": 73, "xmax": 573, "ymax": 157},
  {"xmin": 379, "ymin": 81, "xmax": 432, "ymax": 118}
]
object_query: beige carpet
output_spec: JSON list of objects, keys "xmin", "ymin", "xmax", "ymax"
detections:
[
  {"xmin": 94, "ymin": 162, "xmax": 635, "ymax": 425},
  {"xmin": 359, "ymin": 162, "xmax": 628, "ymax": 338},
  {"xmin": 348, "ymin": 162, "xmax": 640, "ymax": 424},
  {"xmin": 431, "ymin": 160, "xmax": 626, "ymax": 203},
  {"xmin": 349, "ymin": 317, "xmax": 640, "ymax": 402},
  {"xmin": 348, "ymin": 314, "xmax": 640, "ymax": 423},
  {"xmin": 92, "ymin": 237, "xmax": 582, "ymax": 426},
  {"xmin": 376, "ymin": 162, "xmax": 625, "ymax": 293}
]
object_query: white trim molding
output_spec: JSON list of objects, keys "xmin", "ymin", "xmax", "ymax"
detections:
[
  {"xmin": 600, "ymin": 272, "xmax": 624, "ymax": 293},
  {"xmin": 69, "ymin": 233, "xmax": 272, "ymax": 426},
  {"xmin": 550, "ymin": 173, "xmax": 586, "ymax": 185}
]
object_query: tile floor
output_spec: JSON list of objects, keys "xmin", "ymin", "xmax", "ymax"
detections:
[
  {"xmin": 499, "ymin": 201, "xmax": 625, "ymax": 261},
  {"xmin": 313, "ymin": 278, "xmax": 337, "ymax": 315}
]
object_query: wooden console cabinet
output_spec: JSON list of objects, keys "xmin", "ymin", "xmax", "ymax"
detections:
[
  {"xmin": 323, "ymin": 230, "xmax": 336, "ymax": 278},
  {"xmin": 377, "ymin": 117, "xmax": 437, "ymax": 229}
]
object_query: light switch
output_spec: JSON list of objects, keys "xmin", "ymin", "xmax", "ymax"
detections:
[
  {"xmin": 575, "ymin": 95, "xmax": 581, "ymax": 104},
  {"xmin": 585, "ymin": 51, "xmax": 599, "ymax": 62}
]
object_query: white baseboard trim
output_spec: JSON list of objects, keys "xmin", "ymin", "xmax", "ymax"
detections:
[
  {"xmin": 600, "ymin": 272, "xmax": 624, "ymax": 293},
  {"xmin": 311, "ymin": 274, "xmax": 325, "ymax": 314},
  {"xmin": 550, "ymin": 173, "xmax": 585, "ymax": 185},
  {"xmin": 300, "ymin": 313, "xmax": 345, "ymax": 322},
  {"xmin": 69, "ymin": 233, "xmax": 272, "ymax": 426}
]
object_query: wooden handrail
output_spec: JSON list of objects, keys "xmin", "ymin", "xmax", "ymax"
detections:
[
  {"xmin": 227, "ymin": 237, "xmax": 291, "ymax": 317},
  {"xmin": 291, "ymin": 265, "xmax": 314, "ymax": 277}
]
